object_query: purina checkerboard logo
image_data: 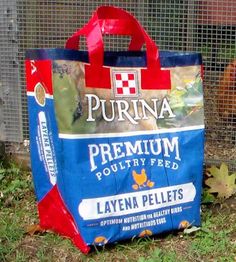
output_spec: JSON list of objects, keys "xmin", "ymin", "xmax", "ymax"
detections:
[{"xmin": 112, "ymin": 70, "xmax": 139, "ymax": 97}]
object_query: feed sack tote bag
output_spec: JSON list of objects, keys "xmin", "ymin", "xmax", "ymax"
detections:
[{"xmin": 25, "ymin": 6, "xmax": 204, "ymax": 254}]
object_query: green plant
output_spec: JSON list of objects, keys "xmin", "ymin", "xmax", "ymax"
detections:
[
  {"xmin": 201, "ymin": 188, "xmax": 216, "ymax": 204},
  {"xmin": 189, "ymin": 215, "xmax": 236, "ymax": 261},
  {"xmin": 138, "ymin": 248, "xmax": 181, "ymax": 262},
  {"xmin": 1, "ymin": 160, "xmax": 236, "ymax": 261},
  {"xmin": 217, "ymin": 43, "xmax": 236, "ymax": 61},
  {"xmin": 0, "ymin": 163, "xmax": 33, "ymax": 208}
]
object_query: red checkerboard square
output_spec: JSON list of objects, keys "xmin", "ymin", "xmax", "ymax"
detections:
[
  {"xmin": 122, "ymin": 81, "xmax": 129, "ymax": 87},
  {"xmin": 113, "ymin": 71, "xmax": 138, "ymax": 96},
  {"xmin": 115, "ymin": 74, "xmax": 122, "ymax": 81},
  {"xmin": 117, "ymin": 88, "xmax": 123, "ymax": 94},
  {"xmin": 130, "ymin": 88, "xmax": 136, "ymax": 94},
  {"xmin": 128, "ymin": 74, "xmax": 134, "ymax": 80}
]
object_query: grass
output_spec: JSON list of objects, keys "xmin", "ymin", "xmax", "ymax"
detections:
[{"xmin": 0, "ymin": 163, "xmax": 236, "ymax": 262}]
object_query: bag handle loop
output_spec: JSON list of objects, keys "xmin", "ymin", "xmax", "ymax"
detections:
[
  {"xmin": 65, "ymin": 6, "xmax": 170, "ymax": 90},
  {"xmin": 66, "ymin": 6, "xmax": 160, "ymax": 69}
]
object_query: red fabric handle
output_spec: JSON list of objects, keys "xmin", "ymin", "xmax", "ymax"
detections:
[
  {"xmin": 65, "ymin": 6, "xmax": 171, "ymax": 90},
  {"xmin": 66, "ymin": 7, "xmax": 145, "ymax": 50},
  {"xmin": 66, "ymin": 6, "xmax": 160, "ymax": 69}
]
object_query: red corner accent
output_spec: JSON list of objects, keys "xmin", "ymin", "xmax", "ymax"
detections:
[
  {"xmin": 38, "ymin": 186, "xmax": 90, "ymax": 254},
  {"xmin": 25, "ymin": 60, "xmax": 53, "ymax": 95},
  {"xmin": 141, "ymin": 68, "xmax": 171, "ymax": 90},
  {"xmin": 84, "ymin": 64, "xmax": 171, "ymax": 90},
  {"xmin": 85, "ymin": 65, "xmax": 111, "ymax": 89}
]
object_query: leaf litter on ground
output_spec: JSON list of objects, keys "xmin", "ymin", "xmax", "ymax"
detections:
[{"xmin": 205, "ymin": 163, "xmax": 236, "ymax": 199}]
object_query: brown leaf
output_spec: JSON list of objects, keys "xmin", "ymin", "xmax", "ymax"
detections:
[
  {"xmin": 25, "ymin": 224, "xmax": 45, "ymax": 236},
  {"xmin": 205, "ymin": 163, "xmax": 236, "ymax": 199},
  {"xmin": 206, "ymin": 165, "xmax": 221, "ymax": 177}
]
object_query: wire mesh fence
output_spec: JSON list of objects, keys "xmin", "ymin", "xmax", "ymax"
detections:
[
  {"xmin": 0, "ymin": 0, "xmax": 235, "ymax": 168},
  {"xmin": 0, "ymin": 0, "xmax": 23, "ymax": 143}
]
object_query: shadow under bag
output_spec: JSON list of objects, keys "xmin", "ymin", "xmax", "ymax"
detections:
[{"xmin": 25, "ymin": 6, "xmax": 204, "ymax": 254}]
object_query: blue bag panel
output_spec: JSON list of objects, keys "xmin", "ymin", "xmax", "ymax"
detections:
[
  {"xmin": 56, "ymin": 128, "xmax": 204, "ymax": 245},
  {"xmin": 28, "ymin": 96, "xmax": 61, "ymax": 201},
  {"xmin": 160, "ymin": 128, "xmax": 204, "ymax": 228}
]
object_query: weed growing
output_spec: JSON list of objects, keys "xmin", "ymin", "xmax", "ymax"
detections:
[
  {"xmin": 0, "ymin": 163, "xmax": 33, "ymax": 208},
  {"xmin": 188, "ymin": 209, "xmax": 236, "ymax": 261},
  {"xmin": 0, "ymin": 163, "xmax": 236, "ymax": 262}
]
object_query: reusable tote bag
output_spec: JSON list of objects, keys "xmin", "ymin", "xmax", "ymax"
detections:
[{"xmin": 25, "ymin": 6, "xmax": 204, "ymax": 254}]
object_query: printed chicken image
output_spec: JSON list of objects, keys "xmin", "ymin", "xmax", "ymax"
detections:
[
  {"xmin": 53, "ymin": 61, "xmax": 168, "ymax": 134},
  {"xmin": 178, "ymin": 220, "xmax": 190, "ymax": 229},
  {"xmin": 132, "ymin": 169, "xmax": 154, "ymax": 190},
  {"xmin": 139, "ymin": 229, "xmax": 153, "ymax": 237},
  {"xmin": 217, "ymin": 60, "xmax": 236, "ymax": 123},
  {"xmin": 93, "ymin": 236, "xmax": 108, "ymax": 245},
  {"xmin": 53, "ymin": 60, "xmax": 203, "ymax": 134}
]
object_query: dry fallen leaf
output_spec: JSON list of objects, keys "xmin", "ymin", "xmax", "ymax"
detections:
[
  {"xmin": 183, "ymin": 226, "xmax": 201, "ymax": 235},
  {"xmin": 205, "ymin": 163, "xmax": 236, "ymax": 199},
  {"xmin": 25, "ymin": 224, "xmax": 45, "ymax": 236}
]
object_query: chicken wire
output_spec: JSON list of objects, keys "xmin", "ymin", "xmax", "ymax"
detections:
[{"xmin": 0, "ymin": 0, "xmax": 235, "ymax": 169}]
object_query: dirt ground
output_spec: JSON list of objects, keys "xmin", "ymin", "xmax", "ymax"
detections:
[{"xmin": 1, "ymin": 167, "xmax": 236, "ymax": 262}]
